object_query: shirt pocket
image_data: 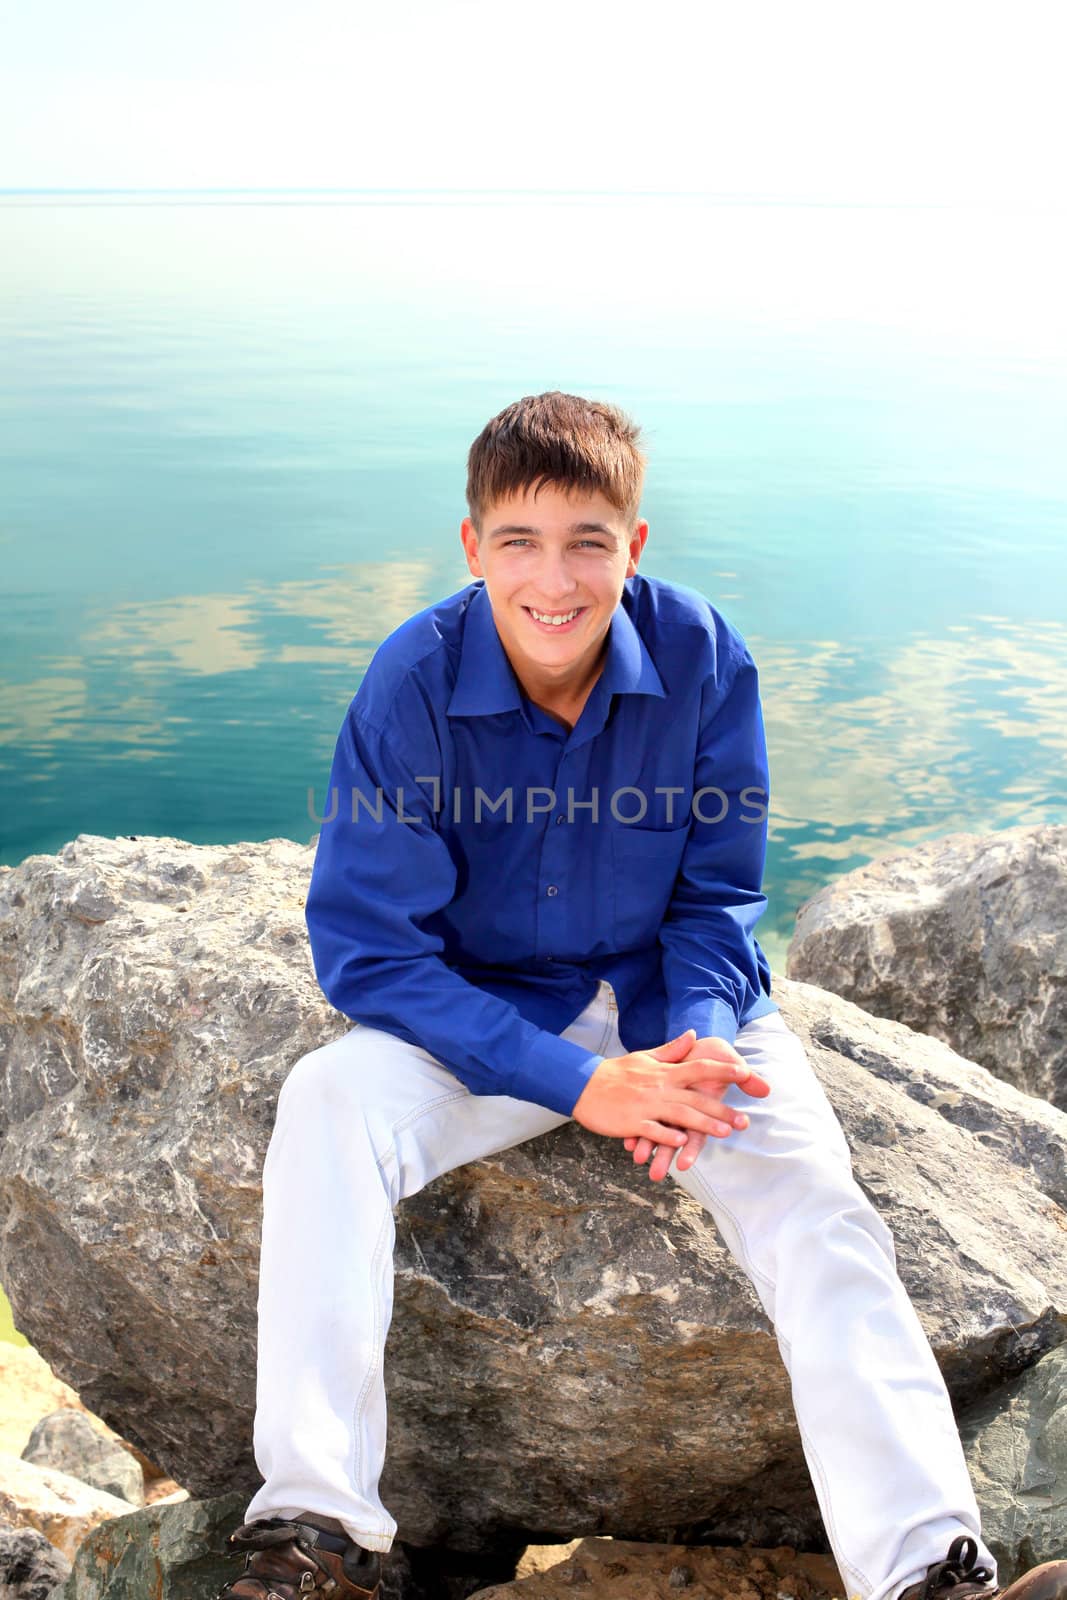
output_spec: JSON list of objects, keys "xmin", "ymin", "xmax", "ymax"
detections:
[{"xmin": 610, "ymin": 823, "xmax": 690, "ymax": 952}]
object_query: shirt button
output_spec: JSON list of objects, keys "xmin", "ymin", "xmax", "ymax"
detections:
[{"xmin": 546, "ymin": 884, "xmax": 559, "ymax": 897}]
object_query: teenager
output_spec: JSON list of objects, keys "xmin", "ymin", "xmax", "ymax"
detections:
[{"xmin": 219, "ymin": 393, "xmax": 1065, "ymax": 1600}]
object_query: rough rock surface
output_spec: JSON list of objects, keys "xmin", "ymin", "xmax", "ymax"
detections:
[
  {"xmin": 0, "ymin": 1520, "xmax": 71, "ymax": 1600},
  {"xmin": 471, "ymin": 1538, "xmax": 844, "ymax": 1600},
  {"xmin": 0, "ymin": 1454, "xmax": 135, "ymax": 1563},
  {"xmin": 1, "ymin": 837, "xmax": 1066, "ymax": 1556},
  {"xmin": 959, "ymin": 1343, "xmax": 1067, "ymax": 1582},
  {"xmin": 21, "ymin": 1413, "xmax": 143, "ymax": 1508},
  {"xmin": 54, "ymin": 1492, "xmax": 246, "ymax": 1600},
  {"xmin": 786, "ymin": 824, "xmax": 1067, "ymax": 1108}
]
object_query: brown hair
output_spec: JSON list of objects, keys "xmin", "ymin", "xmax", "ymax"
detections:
[{"xmin": 465, "ymin": 391, "xmax": 647, "ymax": 536}]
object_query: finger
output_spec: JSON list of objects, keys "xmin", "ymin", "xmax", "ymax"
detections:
[
  {"xmin": 623, "ymin": 1137, "xmax": 637, "ymax": 1151},
  {"xmin": 631, "ymin": 1136, "xmax": 655, "ymax": 1165},
  {"xmin": 689, "ymin": 1070, "xmax": 770, "ymax": 1103},
  {"xmin": 682, "ymin": 1038, "xmax": 746, "ymax": 1066},
  {"xmin": 648, "ymin": 1141, "xmax": 676, "ymax": 1182},
  {"xmin": 660, "ymin": 1103, "xmax": 737, "ymax": 1137},
  {"xmin": 646, "ymin": 1029, "xmax": 698, "ymax": 1062},
  {"xmin": 670, "ymin": 1089, "xmax": 751, "ymax": 1129},
  {"xmin": 668, "ymin": 1056, "xmax": 754, "ymax": 1086},
  {"xmin": 636, "ymin": 1121, "xmax": 691, "ymax": 1147},
  {"xmin": 686, "ymin": 1082, "xmax": 754, "ymax": 1131},
  {"xmin": 675, "ymin": 1131, "xmax": 707, "ymax": 1172}
]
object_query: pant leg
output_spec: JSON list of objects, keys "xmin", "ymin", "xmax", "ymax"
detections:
[
  {"xmin": 244, "ymin": 982, "xmax": 617, "ymax": 1551},
  {"xmin": 651, "ymin": 1009, "xmax": 996, "ymax": 1600}
]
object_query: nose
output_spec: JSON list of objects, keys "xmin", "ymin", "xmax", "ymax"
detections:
[{"xmin": 532, "ymin": 548, "xmax": 579, "ymax": 603}]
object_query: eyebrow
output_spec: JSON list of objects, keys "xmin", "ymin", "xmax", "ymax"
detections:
[{"xmin": 487, "ymin": 521, "xmax": 620, "ymax": 544}]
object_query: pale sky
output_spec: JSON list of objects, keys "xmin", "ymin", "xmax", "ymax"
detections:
[{"xmin": 1, "ymin": 0, "xmax": 1064, "ymax": 203}]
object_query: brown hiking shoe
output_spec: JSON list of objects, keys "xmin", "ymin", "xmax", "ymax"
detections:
[
  {"xmin": 897, "ymin": 1536, "xmax": 1067, "ymax": 1600},
  {"xmin": 216, "ymin": 1517, "xmax": 381, "ymax": 1598}
]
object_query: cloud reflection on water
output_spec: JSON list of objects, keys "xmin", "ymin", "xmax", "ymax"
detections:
[{"xmin": 2, "ymin": 578, "xmax": 1064, "ymax": 974}]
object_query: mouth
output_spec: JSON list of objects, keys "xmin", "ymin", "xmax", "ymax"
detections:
[{"xmin": 523, "ymin": 605, "xmax": 587, "ymax": 633}]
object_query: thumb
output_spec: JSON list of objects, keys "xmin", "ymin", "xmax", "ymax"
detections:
[{"xmin": 648, "ymin": 1028, "xmax": 697, "ymax": 1062}]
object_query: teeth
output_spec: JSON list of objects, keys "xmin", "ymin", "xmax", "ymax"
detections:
[{"xmin": 529, "ymin": 607, "xmax": 581, "ymax": 626}]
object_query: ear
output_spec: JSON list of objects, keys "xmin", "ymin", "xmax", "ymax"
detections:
[
  {"xmin": 460, "ymin": 518, "xmax": 483, "ymax": 578},
  {"xmin": 626, "ymin": 521, "xmax": 650, "ymax": 577}
]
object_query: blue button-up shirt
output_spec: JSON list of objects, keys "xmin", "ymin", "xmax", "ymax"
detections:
[{"xmin": 306, "ymin": 573, "xmax": 778, "ymax": 1116}]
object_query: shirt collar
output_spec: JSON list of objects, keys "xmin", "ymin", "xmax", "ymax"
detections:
[{"xmin": 447, "ymin": 581, "xmax": 666, "ymax": 718}]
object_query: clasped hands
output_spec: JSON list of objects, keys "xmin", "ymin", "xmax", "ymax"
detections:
[{"xmin": 571, "ymin": 1028, "xmax": 771, "ymax": 1184}]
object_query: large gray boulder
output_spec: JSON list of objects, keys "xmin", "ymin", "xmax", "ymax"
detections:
[
  {"xmin": 1, "ymin": 836, "xmax": 1066, "ymax": 1556},
  {"xmin": 786, "ymin": 824, "xmax": 1067, "ymax": 1109}
]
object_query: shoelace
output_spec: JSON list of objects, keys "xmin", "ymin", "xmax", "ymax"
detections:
[{"xmin": 919, "ymin": 1536, "xmax": 996, "ymax": 1599}]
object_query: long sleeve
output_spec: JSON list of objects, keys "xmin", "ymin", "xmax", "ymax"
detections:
[
  {"xmin": 659, "ymin": 645, "xmax": 771, "ymax": 1046},
  {"xmin": 305, "ymin": 702, "xmax": 603, "ymax": 1116}
]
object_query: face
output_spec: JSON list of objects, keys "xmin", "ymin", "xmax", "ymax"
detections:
[{"xmin": 460, "ymin": 482, "xmax": 648, "ymax": 701}]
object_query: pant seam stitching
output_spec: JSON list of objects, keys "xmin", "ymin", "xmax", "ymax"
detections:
[
  {"xmin": 797, "ymin": 1412, "xmax": 872, "ymax": 1596},
  {"xmin": 377, "ymin": 1088, "xmax": 470, "ymax": 1177},
  {"xmin": 349, "ymin": 1203, "xmax": 393, "ymax": 1500}
]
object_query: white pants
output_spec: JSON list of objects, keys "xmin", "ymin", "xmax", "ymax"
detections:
[{"xmin": 244, "ymin": 981, "xmax": 995, "ymax": 1600}]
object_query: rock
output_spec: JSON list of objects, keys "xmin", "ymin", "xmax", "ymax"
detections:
[
  {"xmin": 786, "ymin": 824, "xmax": 1067, "ymax": 1108},
  {"xmin": 959, "ymin": 1343, "xmax": 1067, "ymax": 1582},
  {"xmin": 53, "ymin": 1492, "xmax": 245, "ymax": 1599},
  {"xmin": 0, "ymin": 1520, "xmax": 71, "ymax": 1600},
  {"xmin": 22, "ymin": 1413, "xmax": 143, "ymax": 1507},
  {"xmin": 469, "ymin": 1539, "xmax": 844, "ymax": 1600},
  {"xmin": 0, "ymin": 837, "xmax": 1066, "ymax": 1554},
  {"xmin": 0, "ymin": 1454, "xmax": 136, "ymax": 1563}
]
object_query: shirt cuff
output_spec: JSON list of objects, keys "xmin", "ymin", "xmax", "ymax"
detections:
[
  {"xmin": 508, "ymin": 1034, "xmax": 605, "ymax": 1117},
  {"xmin": 667, "ymin": 998, "xmax": 740, "ymax": 1049}
]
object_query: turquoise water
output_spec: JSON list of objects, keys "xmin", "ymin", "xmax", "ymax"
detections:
[{"xmin": 2, "ymin": 195, "xmax": 1066, "ymax": 970}]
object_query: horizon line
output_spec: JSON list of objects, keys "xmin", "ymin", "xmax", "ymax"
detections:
[{"xmin": 0, "ymin": 186, "xmax": 1050, "ymax": 211}]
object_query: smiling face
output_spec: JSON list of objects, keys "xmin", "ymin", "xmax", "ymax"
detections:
[{"xmin": 460, "ymin": 482, "xmax": 649, "ymax": 706}]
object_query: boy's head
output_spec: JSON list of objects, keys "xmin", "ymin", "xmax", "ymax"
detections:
[
  {"xmin": 459, "ymin": 392, "xmax": 650, "ymax": 703},
  {"xmin": 464, "ymin": 391, "xmax": 646, "ymax": 540}
]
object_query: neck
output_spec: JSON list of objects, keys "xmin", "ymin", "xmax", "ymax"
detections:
[{"xmin": 521, "ymin": 643, "xmax": 608, "ymax": 730}]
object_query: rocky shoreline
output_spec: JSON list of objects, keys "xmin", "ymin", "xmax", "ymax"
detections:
[{"xmin": 0, "ymin": 826, "xmax": 1064, "ymax": 1597}]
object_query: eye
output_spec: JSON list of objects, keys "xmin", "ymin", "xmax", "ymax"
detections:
[{"xmin": 503, "ymin": 538, "xmax": 533, "ymax": 547}]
